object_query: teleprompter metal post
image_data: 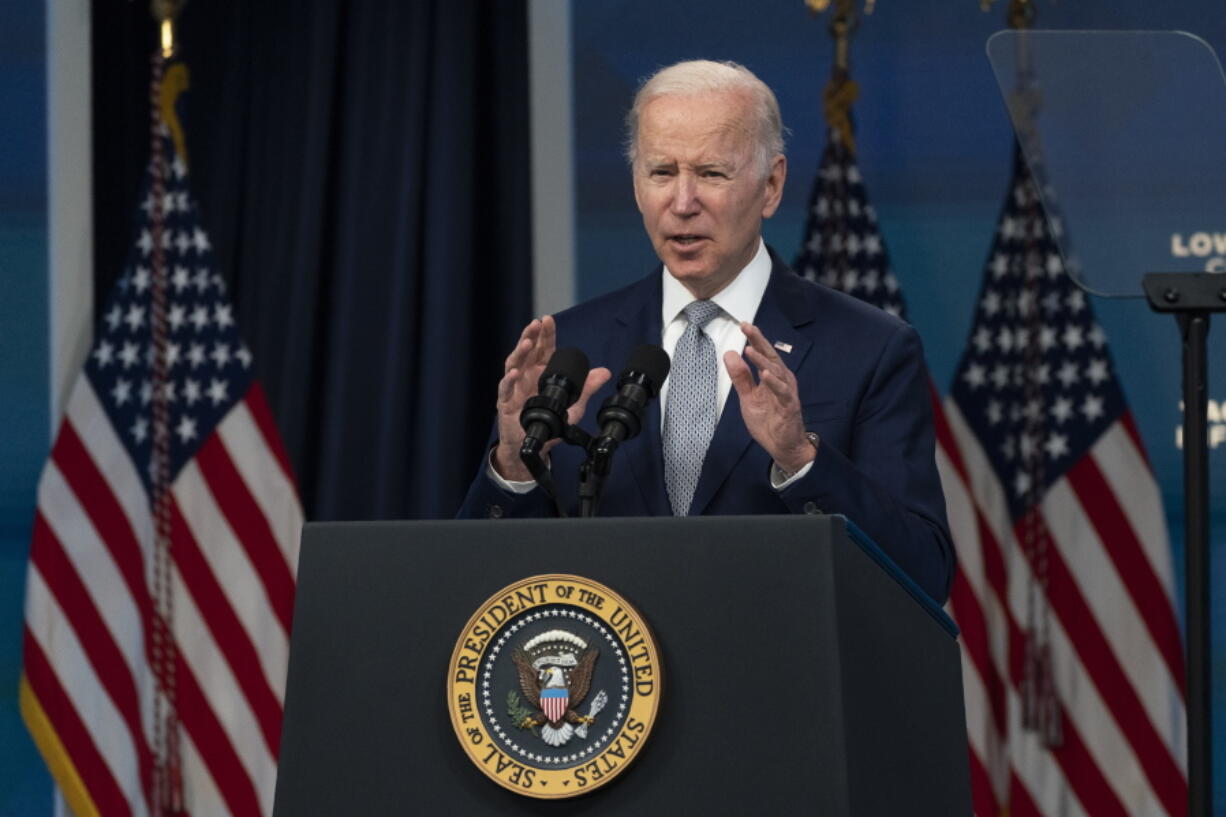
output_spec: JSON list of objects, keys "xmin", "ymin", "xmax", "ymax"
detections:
[{"xmin": 1142, "ymin": 271, "xmax": 1222, "ymax": 817}]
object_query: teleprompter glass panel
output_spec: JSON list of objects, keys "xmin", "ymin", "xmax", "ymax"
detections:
[{"xmin": 987, "ymin": 30, "xmax": 1226, "ymax": 297}]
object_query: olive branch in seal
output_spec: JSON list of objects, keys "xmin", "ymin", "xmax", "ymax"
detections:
[{"xmin": 506, "ymin": 691, "xmax": 540, "ymax": 736}]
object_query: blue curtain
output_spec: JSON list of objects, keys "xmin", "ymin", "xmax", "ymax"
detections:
[{"xmin": 93, "ymin": 0, "xmax": 533, "ymax": 520}]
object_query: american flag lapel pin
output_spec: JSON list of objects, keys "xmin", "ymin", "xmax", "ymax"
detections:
[{"xmin": 773, "ymin": 341, "xmax": 793, "ymax": 354}]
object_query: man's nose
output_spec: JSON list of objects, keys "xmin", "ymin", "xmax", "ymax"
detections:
[{"xmin": 670, "ymin": 174, "xmax": 700, "ymax": 216}]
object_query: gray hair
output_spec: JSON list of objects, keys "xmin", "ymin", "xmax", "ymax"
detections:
[{"xmin": 624, "ymin": 60, "xmax": 787, "ymax": 176}]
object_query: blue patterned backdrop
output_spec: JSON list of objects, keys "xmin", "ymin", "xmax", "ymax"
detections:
[{"xmin": 0, "ymin": 1, "xmax": 50, "ymax": 814}]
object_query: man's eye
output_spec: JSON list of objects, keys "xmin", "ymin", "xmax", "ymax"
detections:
[
  {"xmin": 650, "ymin": 169, "xmax": 674, "ymax": 178},
  {"xmin": 702, "ymin": 170, "xmax": 727, "ymax": 179}
]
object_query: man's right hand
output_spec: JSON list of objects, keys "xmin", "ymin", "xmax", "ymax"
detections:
[{"xmin": 492, "ymin": 315, "xmax": 611, "ymax": 482}]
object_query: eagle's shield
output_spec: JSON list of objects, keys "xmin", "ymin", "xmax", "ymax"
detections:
[{"xmin": 541, "ymin": 688, "xmax": 568, "ymax": 723}]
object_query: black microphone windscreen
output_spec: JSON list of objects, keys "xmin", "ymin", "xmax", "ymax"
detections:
[
  {"xmin": 540, "ymin": 347, "xmax": 591, "ymax": 397},
  {"xmin": 624, "ymin": 344, "xmax": 671, "ymax": 391}
]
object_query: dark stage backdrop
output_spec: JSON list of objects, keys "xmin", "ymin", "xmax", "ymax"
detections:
[{"xmin": 91, "ymin": 0, "xmax": 532, "ymax": 521}]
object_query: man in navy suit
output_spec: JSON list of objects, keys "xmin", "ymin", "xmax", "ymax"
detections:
[{"xmin": 459, "ymin": 60, "xmax": 954, "ymax": 603}]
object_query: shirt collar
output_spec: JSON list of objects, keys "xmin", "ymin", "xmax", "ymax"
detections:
[{"xmin": 661, "ymin": 239, "xmax": 771, "ymax": 326}]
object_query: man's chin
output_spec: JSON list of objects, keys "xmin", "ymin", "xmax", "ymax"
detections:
[
  {"xmin": 664, "ymin": 263, "xmax": 712, "ymax": 285},
  {"xmin": 660, "ymin": 245, "xmax": 713, "ymax": 275},
  {"xmin": 665, "ymin": 264, "xmax": 736, "ymax": 299}
]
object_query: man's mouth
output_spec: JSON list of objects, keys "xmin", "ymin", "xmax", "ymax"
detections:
[{"xmin": 668, "ymin": 234, "xmax": 706, "ymax": 247}]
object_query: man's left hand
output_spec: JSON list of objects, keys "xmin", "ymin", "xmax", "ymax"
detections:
[{"xmin": 724, "ymin": 322, "xmax": 817, "ymax": 474}]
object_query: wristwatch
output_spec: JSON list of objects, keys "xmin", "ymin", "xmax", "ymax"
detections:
[{"xmin": 776, "ymin": 431, "xmax": 821, "ymax": 481}]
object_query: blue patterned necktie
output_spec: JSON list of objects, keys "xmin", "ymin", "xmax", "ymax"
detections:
[{"xmin": 664, "ymin": 300, "xmax": 722, "ymax": 516}]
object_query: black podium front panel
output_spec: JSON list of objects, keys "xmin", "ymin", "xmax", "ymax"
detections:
[{"xmin": 273, "ymin": 515, "xmax": 969, "ymax": 816}]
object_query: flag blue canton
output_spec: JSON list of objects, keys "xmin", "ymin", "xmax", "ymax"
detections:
[
  {"xmin": 949, "ymin": 147, "xmax": 1126, "ymax": 521},
  {"xmin": 84, "ymin": 140, "xmax": 253, "ymax": 493},
  {"xmin": 793, "ymin": 130, "xmax": 907, "ymax": 320}
]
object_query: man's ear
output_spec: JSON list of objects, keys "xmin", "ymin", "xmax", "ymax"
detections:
[{"xmin": 760, "ymin": 154, "xmax": 787, "ymax": 220}]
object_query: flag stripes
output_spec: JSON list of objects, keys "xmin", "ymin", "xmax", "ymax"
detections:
[
  {"xmin": 1046, "ymin": 473, "xmax": 1184, "ymax": 746},
  {"xmin": 179, "ymin": 730, "xmax": 228, "ymax": 817},
  {"xmin": 22, "ymin": 99, "xmax": 302, "ymax": 814},
  {"xmin": 237, "ymin": 384, "xmax": 297, "ymax": 491},
  {"xmin": 19, "ymin": 674, "xmax": 101, "ymax": 817},
  {"xmin": 167, "ymin": 496, "xmax": 285, "ymax": 757},
  {"xmin": 33, "ymin": 478, "xmax": 149, "ymax": 707},
  {"xmin": 1065, "ymin": 455, "xmax": 1184, "ymax": 693},
  {"xmin": 944, "ymin": 397, "xmax": 1186, "ymax": 817},
  {"xmin": 167, "ymin": 548, "xmax": 277, "ymax": 814},
  {"xmin": 794, "ymin": 113, "xmax": 1185, "ymax": 816},
  {"xmin": 213, "ymin": 390, "xmax": 300, "ymax": 568},
  {"xmin": 172, "ymin": 463, "xmax": 291, "ymax": 697},
  {"xmin": 1006, "ymin": 772, "xmax": 1048, "ymax": 817},
  {"xmin": 192, "ymin": 437, "xmax": 296, "ymax": 632},
  {"xmin": 23, "ymin": 630, "xmax": 134, "ymax": 817},
  {"xmin": 25, "ymin": 378, "xmax": 298, "ymax": 816},
  {"xmin": 29, "ymin": 513, "xmax": 155, "ymax": 797},
  {"xmin": 166, "ymin": 641, "xmax": 264, "ymax": 817},
  {"xmin": 967, "ymin": 713, "xmax": 1003, "ymax": 817}
]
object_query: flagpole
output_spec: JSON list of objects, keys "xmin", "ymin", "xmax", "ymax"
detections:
[
  {"xmin": 147, "ymin": 6, "xmax": 188, "ymax": 816},
  {"xmin": 804, "ymin": 0, "xmax": 863, "ymax": 153}
]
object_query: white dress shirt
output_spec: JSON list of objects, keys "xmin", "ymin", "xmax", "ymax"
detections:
[{"xmin": 658, "ymin": 238, "xmax": 771, "ymax": 427}]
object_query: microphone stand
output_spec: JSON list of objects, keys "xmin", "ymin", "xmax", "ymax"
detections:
[
  {"xmin": 519, "ymin": 442, "xmax": 569, "ymax": 518},
  {"xmin": 578, "ymin": 437, "xmax": 616, "ymax": 519},
  {"xmin": 565, "ymin": 427, "xmax": 604, "ymax": 519}
]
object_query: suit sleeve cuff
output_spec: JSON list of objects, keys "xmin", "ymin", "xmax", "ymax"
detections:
[
  {"xmin": 486, "ymin": 447, "xmax": 539, "ymax": 494},
  {"xmin": 770, "ymin": 459, "xmax": 815, "ymax": 490}
]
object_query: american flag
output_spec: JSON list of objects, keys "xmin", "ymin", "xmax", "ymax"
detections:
[
  {"xmin": 941, "ymin": 146, "xmax": 1186, "ymax": 817},
  {"xmin": 795, "ymin": 121, "xmax": 1186, "ymax": 815},
  {"xmin": 793, "ymin": 129, "xmax": 906, "ymax": 319},
  {"xmin": 20, "ymin": 59, "xmax": 301, "ymax": 817}
]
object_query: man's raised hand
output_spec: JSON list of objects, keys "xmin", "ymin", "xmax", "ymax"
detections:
[
  {"xmin": 492, "ymin": 316, "xmax": 611, "ymax": 481},
  {"xmin": 724, "ymin": 322, "xmax": 816, "ymax": 475}
]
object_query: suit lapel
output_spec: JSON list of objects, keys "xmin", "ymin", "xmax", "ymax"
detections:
[
  {"xmin": 688, "ymin": 256, "xmax": 816, "ymax": 516},
  {"xmin": 610, "ymin": 273, "xmax": 671, "ymax": 516}
]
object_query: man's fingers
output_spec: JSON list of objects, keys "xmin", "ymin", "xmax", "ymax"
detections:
[
  {"xmin": 584, "ymin": 366, "xmax": 613, "ymax": 395},
  {"xmin": 533, "ymin": 315, "xmax": 558, "ymax": 368},
  {"xmin": 759, "ymin": 368, "xmax": 794, "ymax": 402},
  {"xmin": 741, "ymin": 324, "xmax": 794, "ymax": 385},
  {"xmin": 723, "ymin": 350, "xmax": 756, "ymax": 398},
  {"xmin": 742, "ymin": 342, "xmax": 771, "ymax": 370},
  {"xmin": 504, "ymin": 336, "xmax": 533, "ymax": 373},
  {"xmin": 505, "ymin": 319, "xmax": 542, "ymax": 372},
  {"xmin": 740, "ymin": 322, "xmax": 780, "ymax": 363},
  {"xmin": 742, "ymin": 343, "xmax": 790, "ymax": 385},
  {"xmin": 568, "ymin": 367, "xmax": 613, "ymax": 423},
  {"xmin": 497, "ymin": 368, "xmax": 521, "ymax": 406},
  {"xmin": 504, "ymin": 315, "xmax": 560, "ymax": 374},
  {"xmin": 539, "ymin": 314, "xmax": 557, "ymax": 351}
]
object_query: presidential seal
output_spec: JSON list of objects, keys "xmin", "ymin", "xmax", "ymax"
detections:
[{"xmin": 447, "ymin": 575, "xmax": 662, "ymax": 798}]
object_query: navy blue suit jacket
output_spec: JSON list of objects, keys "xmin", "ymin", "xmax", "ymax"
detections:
[{"xmin": 458, "ymin": 252, "xmax": 955, "ymax": 603}]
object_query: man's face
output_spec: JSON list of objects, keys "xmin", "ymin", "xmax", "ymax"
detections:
[{"xmin": 633, "ymin": 90, "xmax": 786, "ymax": 300}]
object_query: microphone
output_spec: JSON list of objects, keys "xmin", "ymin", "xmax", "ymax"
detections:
[
  {"xmin": 519, "ymin": 347, "xmax": 590, "ymax": 457},
  {"xmin": 591, "ymin": 345, "xmax": 671, "ymax": 470}
]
